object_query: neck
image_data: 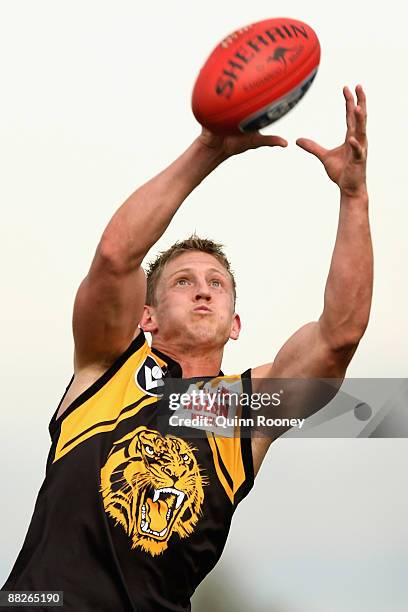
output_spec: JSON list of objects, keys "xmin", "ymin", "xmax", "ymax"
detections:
[{"xmin": 152, "ymin": 339, "xmax": 223, "ymax": 377}]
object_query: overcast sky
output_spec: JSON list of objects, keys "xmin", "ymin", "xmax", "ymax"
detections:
[{"xmin": 1, "ymin": 2, "xmax": 407, "ymax": 610}]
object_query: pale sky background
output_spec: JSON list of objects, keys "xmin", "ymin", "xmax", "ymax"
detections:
[{"xmin": 0, "ymin": 1, "xmax": 407, "ymax": 611}]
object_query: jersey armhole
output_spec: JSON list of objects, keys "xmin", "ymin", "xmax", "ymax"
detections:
[
  {"xmin": 233, "ymin": 368, "xmax": 255, "ymax": 508},
  {"xmin": 48, "ymin": 331, "xmax": 147, "ymax": 438},
  {"xmin": 48, "ymin": 374, "xmax": 75, "ymax": 438}
]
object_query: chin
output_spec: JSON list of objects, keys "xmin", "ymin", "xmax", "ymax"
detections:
[{"xmin": 186, "ymin": 322, "xmax": 228, "ymax": 348}]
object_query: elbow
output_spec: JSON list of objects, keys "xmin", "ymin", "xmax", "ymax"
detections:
[
  {"xmin": 335, "ymin": 325, "xmax": 368, "ymax": 352},
  {"xmin": 96, "ymin": 239, "xmax": 125, "ymax": 275},
  {"xmin": 319, "ymin": 318, "xmax": 369, "ymax": 355},
  {"xmin": 325, "ymin": 331, "xmax": 362, "ymax": 375},
  {"xmin": 98, "ymin": 235, "xmax": 144, "ymax": 274}
]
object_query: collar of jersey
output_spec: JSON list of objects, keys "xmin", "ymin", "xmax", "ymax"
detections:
[{"xmin": 150, "ymin": 345, "xmax": 224, "ymax": 379}]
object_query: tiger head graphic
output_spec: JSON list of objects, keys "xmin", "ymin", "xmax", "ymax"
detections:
[{"xmin": 100, "ymin": 426, "xmax": 207, "ymax": 556}]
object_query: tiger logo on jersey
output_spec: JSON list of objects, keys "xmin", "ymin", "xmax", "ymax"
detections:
[{"xmin": 100, "ymin": 426, "xmax": 207, "ymax": 556}]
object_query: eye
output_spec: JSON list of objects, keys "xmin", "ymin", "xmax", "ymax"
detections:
[
  {"xmin": 181, "ymin": 453, "xmax": 189, "ymax": 462},
  {"xmin": 144, "ymin": 445, "xmax": 154, "ymax": 455},
  {"xmin": 176, "ymin": 278, "xmax": 189, "ymax": 286},
  {"xmin": 210, "ymin": 279, "xmax": 221, "ymax": 287}
]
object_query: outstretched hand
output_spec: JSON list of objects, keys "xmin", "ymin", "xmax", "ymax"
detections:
[
  {"xmin": 197, "ymin": 126, "xmax": 288, "ymax": 160},
  {"xmin": 296, "ymin": 85, "xmax": 368, "ymax": 197}
]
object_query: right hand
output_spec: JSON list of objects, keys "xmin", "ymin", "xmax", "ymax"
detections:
[
  {"xmin": 296, "ymin": 85, "xmax": 368, "ymax": 198},
  {"xmin": 197, "ymin": 126, "xmax": 288, "ymax": 161}
]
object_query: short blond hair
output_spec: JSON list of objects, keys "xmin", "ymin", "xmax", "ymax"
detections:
[{"xmin": 145, "ymin": 235, "xmax": 236, "ymax": 306}]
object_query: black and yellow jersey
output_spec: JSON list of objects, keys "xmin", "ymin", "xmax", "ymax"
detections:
[{"xmin": 2, "ymin": 331, "xmax": 254, "ymax": 611}]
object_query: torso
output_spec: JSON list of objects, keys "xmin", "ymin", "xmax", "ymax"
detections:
[
  {"xmin": 8, "ymin": 334, "xmax": 255, "ymax": 611},
  {"xmin": 56, "ymin": 360, "xmax": 271, "ymax": 477}
]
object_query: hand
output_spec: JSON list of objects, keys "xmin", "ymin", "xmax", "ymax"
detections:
[
  {"xmin": 197, "ymin": 126, "xmax": 288, "ymax": 161},
  {"xmin": 296, "ymin": 85, "xmax": 368, "ymax": 197}
]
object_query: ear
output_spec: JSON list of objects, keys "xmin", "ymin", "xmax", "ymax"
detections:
[
  {"xmin": 229, "ymin": 312, "xmax": 241, "ymax": 341},
  {"xmin": 139, "ymin": 305, "xmax": 158, "ymax": 334}
]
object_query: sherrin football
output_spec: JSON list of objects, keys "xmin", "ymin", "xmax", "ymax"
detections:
[{"xmin": 192, "ymin": 17, "xmax": 320, "ymax": 133}]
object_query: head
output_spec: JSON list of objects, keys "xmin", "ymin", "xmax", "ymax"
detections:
[{"xmin": 140, "ymin": 236, "xmax": 241, "ymax": 352}]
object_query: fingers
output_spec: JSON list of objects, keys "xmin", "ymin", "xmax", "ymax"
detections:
[
  {"xmin": 348, "ymin": 136, "xmax": 364, "ymax": 161},
  {"xmin": 355, "ymin": 84, "xmax": 367, "ymax": 137},
  {"xmin": 356, "ymin": 84, "xmax": 367, "ymax": 115},
  {"xmin": 344, "ymin": 84, "xmax": 367, "ymax": 139},
  {"xmin": 254, "ymin": 134, "xmax": 288, "ymax": 148},
  {"xmin": 296, "ymin": 138, "xmax": 327, "ymax": 161},
  {"xmin": 355, "ymin": 105, "xmax": 367, "ymax": 137},
  {"xmin": 343, "ymin": 86, "xmax": 356, "ymax": 134}
]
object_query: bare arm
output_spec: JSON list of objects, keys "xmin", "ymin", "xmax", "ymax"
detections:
[
  {"xmin": 251, "ymin": 85, "xmax": 372, "ymax": 474},
  {"xmin": 73, "ymin": 130, "xmax": 287, "ymax": 370}
]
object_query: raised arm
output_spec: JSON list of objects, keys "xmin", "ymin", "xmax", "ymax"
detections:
[
  {"xmin": 72, "ymin": 130, "xmax": 287, "ymax": 370},
  {"xmin": 251, "ymin": 85, "xmax": 372, "ymax": 473}
]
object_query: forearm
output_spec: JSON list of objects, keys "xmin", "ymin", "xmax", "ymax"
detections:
[
  {"xmin": 100, "ymin": 138, "xmax": 225, "ymax": 270},
  {"xmin": 319, "ymin": 188, "xmax": 373, "ymax": 349}
]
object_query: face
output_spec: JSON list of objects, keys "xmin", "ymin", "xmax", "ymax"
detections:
[{"xmin": 140, "ymin": 251, "xmax": 241, "ymax": 350}]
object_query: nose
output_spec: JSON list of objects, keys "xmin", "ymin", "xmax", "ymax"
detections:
[
  {"xmin": 194, "ymin": 278, "xmax": 211, "ymax": 301},
  {"xmin": 195, "ymin": 288, "xmax": 211, "ymax": 302}
]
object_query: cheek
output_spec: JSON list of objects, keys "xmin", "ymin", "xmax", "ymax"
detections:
[
  {"xmin": 214, "ymin": 307, "xmax": 234, "ymax": 329},
  {"xmin": 219, "ymin": 295, "xmax": 235, "ymax": 318},
  {"xmin": 158, "ymin": 294, "xmax": 188, "ymax": 317}
]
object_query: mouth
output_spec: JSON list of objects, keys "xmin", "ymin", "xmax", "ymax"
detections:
[
  {"xmin": 193, "ymin": 306, "xmax": 211, "ymax": 313},
  {"xmin": 139, "ymin": 487, "xmax": 185, "ymax": 539}
]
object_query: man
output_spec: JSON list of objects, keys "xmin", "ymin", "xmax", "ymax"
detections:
[{"xmin": 2, "ymin": 85, "xmax": 371, "ymax": 611}]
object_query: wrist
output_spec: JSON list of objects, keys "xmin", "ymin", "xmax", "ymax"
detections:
[
  {"xmin": 192, "ymin": 135, "xmax": 228, "ymax": 169},
  {"xmin": 340, "ymin": 185, "xmax": 369, "ymax": 203},
  {"xmin": 162, "ymin": 136, "xmax": 226, "ymax": 196},
  {"xmin": 170, "ymin": 137, "xmax": 226, "ymax": 189}
]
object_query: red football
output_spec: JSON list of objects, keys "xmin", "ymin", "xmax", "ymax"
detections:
[{"xmin": 192, "ymin": 17, "xmax": 320, "ymax": 133}]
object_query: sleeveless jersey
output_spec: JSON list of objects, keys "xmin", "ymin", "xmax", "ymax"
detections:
[{"xmin": 2, "ymin": 331, "xmax": 254, "ymax": 611}]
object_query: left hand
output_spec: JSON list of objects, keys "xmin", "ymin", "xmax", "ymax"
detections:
[
  {"xmin": 197, "ymin": 126, "xmax": 288, "ymax": 161},
  {"xmin": 296, "ymin": 85, "xmax": 368, "ymax": 197}
]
